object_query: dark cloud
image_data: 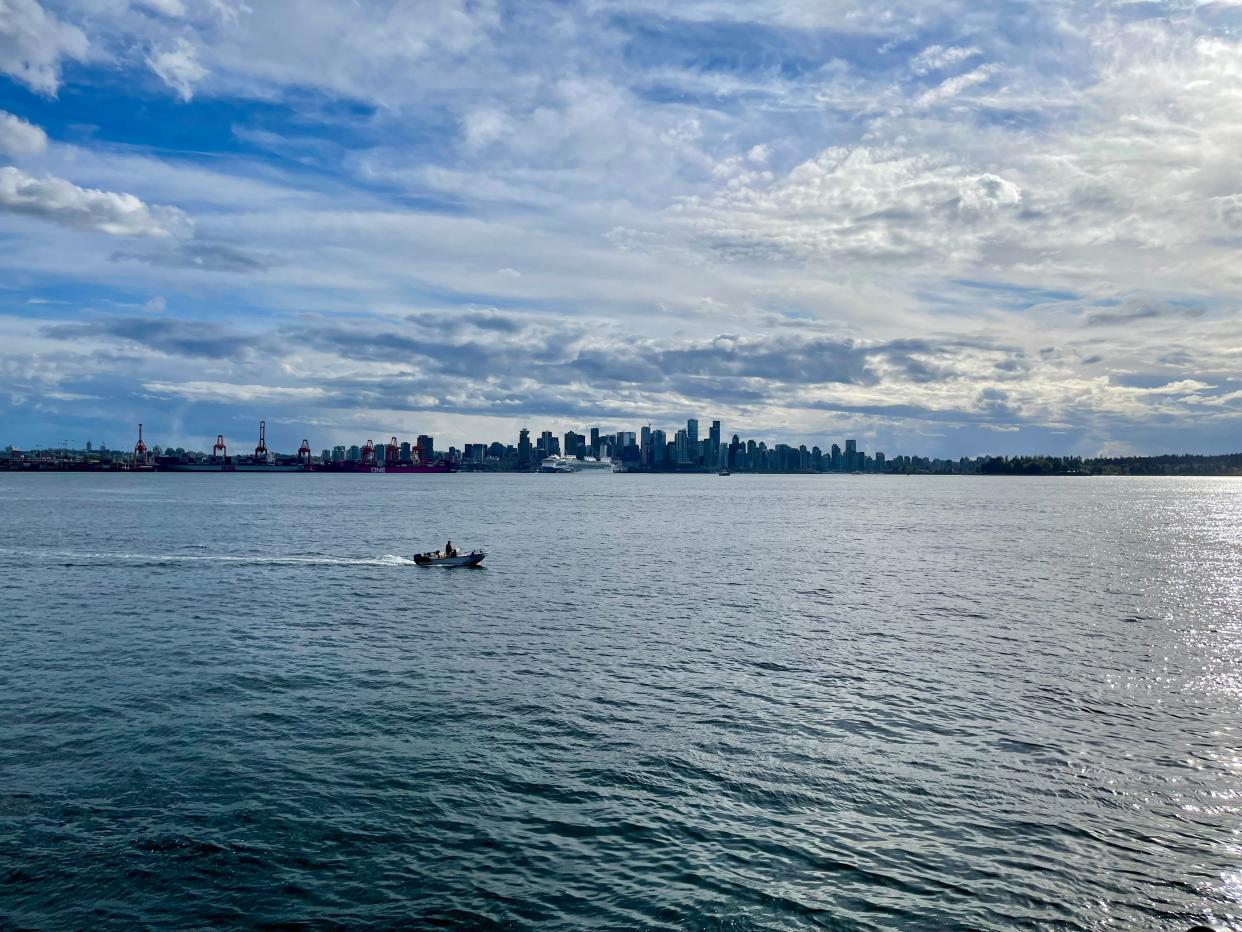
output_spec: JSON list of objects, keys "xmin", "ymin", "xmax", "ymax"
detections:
[
  {"xmin": 42, "ymin": 317, "xmax": 272, "ymax": 360},
  {"xmin": 112, "ymin": 241, "xmax": 276, "ymax": 273},
  {"xmin": 1156, "ymin": 348, "xmax": 1197, "ymax": 367},
  {"xmin": 281, "ymin": 313, "xmax": 1025, "ymax": 408},
  {"xmin": 1084, "ymin": 301, "xmax": 1206, "ymax": 327},
  {"xmin": 36, "ymin": 307, "xmax": 1037, "ymax": 437}
]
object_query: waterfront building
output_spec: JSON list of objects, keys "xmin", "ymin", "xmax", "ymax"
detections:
[
  {"xmin": 417, "ymin": 435, "xmax": 434, "ymax": 460},
  {"xmin": 518, "ymin": 428, "xmax": 532, "ymax": 466},
  {"xmin": 709, "ymin": 420, "xmax": 721, "ymax": 465}
]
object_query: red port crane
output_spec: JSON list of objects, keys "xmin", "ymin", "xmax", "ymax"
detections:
[
  {"xmin": 213, "ymin": 434, "xmax": 227, "ymax": 458},
  {"xmin": 255, "ymin": 420, "xmax": 268, "ymax": 458},
  {"xmin": 133, "ymin": 423, "xmax": 148, "ymax": 465},
  {"xmin": 298, "ymin": 438, "xmax": 312, "ymax": 465},
  {"xmin": 362, "ymin": 439, "xmax": 376, "ymax": 465},
  {"xmin": 386, "ymin": 436, "xmax": 400, "ymax": 466}
]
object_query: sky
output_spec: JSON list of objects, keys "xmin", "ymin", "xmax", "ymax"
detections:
[{"xmin": 2, "ymin": 0, "xmax": 1242, "ymax": 458}]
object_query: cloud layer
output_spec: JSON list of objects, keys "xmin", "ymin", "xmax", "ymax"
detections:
[
  {"xmin": 0, "ymin": 166, "xmax": 192, "ymax": 236},
  {"xmin": 1, "ymin": 0, "xmax": 1241, "ymax": 455}
]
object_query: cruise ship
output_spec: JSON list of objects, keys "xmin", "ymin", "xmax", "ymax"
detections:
[{"xmin": 538, "ymin": 455, "xmax": 578, "ymax": 473}]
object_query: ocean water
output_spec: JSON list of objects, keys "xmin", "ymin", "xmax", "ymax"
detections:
[{"xmin": 2, "ymin": 472, "xmax": 1241, "ymax": 930}]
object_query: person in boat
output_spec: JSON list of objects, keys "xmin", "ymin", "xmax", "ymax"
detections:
[{"xmin": 445, "ymin": 540, "xmax": 455, "ymax": 558}]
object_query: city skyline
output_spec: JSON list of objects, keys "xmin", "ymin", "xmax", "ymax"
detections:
[
  {"xmin": 8, "ymin": 412, "xmax": 1241, "ymax": 475},
  {"xmin": 4, "ymin": 3, "xmax": 1242, "ymax": 457}
]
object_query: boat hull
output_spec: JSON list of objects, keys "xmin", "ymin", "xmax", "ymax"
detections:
[
  {"xmin": 156, "ymin": 462, "xmax": 308, "ymax": 472},
  {"xmin": 314, "ymin": 463, "xmax": 458, "ymax": 474},
  {"xmin": 412, "ymin": 552, "xmax": 486, "ymax": 567}
]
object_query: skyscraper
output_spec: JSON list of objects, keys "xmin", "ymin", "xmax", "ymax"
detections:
[
  {"xmin": 709, "ymin": 420, "xmax": 721, "ymax": 465},
  {"xmin": 589, "ymin": 427, "xmax": 600, "ymax": 458},
  {"xmin": 518, "ymin": 428, "xmax": 532, "ymax": 466}
]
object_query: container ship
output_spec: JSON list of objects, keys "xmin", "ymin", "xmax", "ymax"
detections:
[
  {"xmin": 151, "ymin": 424, "xmax": 457, "ymax": 474},
  {"xmin": 313, "ymin": 438, "xmax": 458, "ymax": 473},
  {"xmin": 155, "ymin": 423, "xmax": 312, "ymax": 472}
]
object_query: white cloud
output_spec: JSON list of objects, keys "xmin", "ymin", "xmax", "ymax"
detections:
[
  {"xmin": 957, "ymin": 174, "xmax": 1022, "ymax": 211},
  {"xmin": 915, "ymin": 63, "xmax": 998, "ymax": 107},
  {"xmin": 135, "ymin": 0, "xmax": 187, "ymax": 16},
  {"xmin": 910, "ymin": 44, "xmax": 981, "ymax": 75},
  {"xmin": 0, "ymin": 109, "xmax": 47, "ymax": 156},
  {"xmin": 141, "ymin": 381, "xmax": 327, "ymax": 402},
  {"xmin": 676, "ymin": 146, "xmax": 1024, "ymax": 266},
  {"xmin": 0, "ymin": 166, "xmax": 193, "ymax": 237},
  {"xmin": 0, "ymin": 0, "xmax": 88, "ymax": 94},
  {"xmin": 146, "ymin": 36, "xmax": 207, "ymax": 101}
]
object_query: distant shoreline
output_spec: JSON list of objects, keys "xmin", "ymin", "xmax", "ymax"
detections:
[{"xmin": 4, "ymin": 467, "xmax": 1241, "ymax": 478}]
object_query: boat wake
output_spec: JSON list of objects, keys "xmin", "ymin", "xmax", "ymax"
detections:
[{"xmin": 0, "ymin": 547, "xmax": 419, "ymax": 567}]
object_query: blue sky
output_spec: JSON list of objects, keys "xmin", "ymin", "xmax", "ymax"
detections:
[{"xmin": 2, "ymin": 0, "xmax": 1242, "ymax": 457}]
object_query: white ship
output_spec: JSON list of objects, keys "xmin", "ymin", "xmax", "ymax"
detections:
[
  {"xmin": 539, "ymin": 456, "xmax": 579, "ymax": 473},
  {"xmin": 574, "ymin": 457, "xmax": 613, "ymax": 470}
]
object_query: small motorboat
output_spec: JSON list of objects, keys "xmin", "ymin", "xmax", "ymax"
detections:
[{"xmin": 412, "ymin": 549, "xmax": 486, "ymax": 567}]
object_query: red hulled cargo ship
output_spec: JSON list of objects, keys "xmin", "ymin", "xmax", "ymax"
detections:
[{"xmin": 312, "ymin": 437, "xmax": 458, "ymax": 473}]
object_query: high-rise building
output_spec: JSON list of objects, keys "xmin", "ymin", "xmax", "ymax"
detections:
[
  {"xmin": 400, "ymin": 441, "xmax": 412, "ymax": 464},
  {"xmin": 687, "ymin": 418, "xmax": 699, "ymax": 446},
  {"xmin": 651, "ymin": 429, "xmax": 667, "ymax": 465},
  {"xmin": 564, "ymin": 431, "xmax": 584, "ymax": 459},
  {"xmin": 675, "ymin": 428, "xmax": 689, "ymax": 464},
  {"xmin": 417, "ymin": 435, "xmax": 434, "ymax": 461},
  {"xmin": 639, "ymin": 426, "xmax": 652, "ymax": 464},
  {"xmin": 518, "ymin": 428, "xmax": 532, "ymax": 466},
  {"xmin": 709, "ymin": 420, "xmax": 721, "ymax": 464},
  {"xmin": 589, "ymin": 427, "xmax": 601, "ymax": 458}
]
